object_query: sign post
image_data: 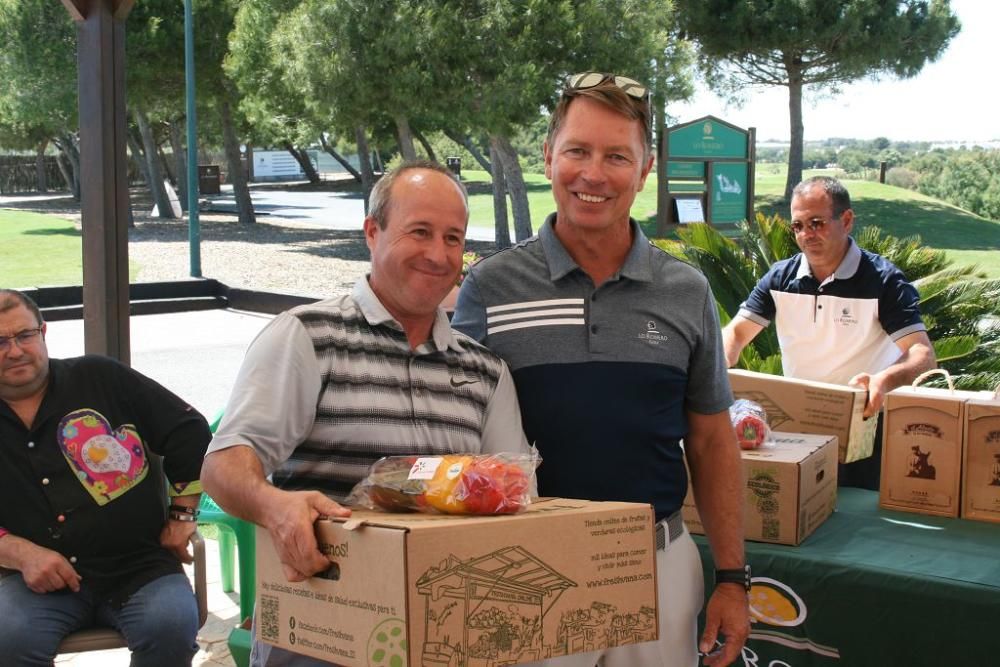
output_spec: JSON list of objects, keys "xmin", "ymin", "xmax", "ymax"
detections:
[{"xmin": 658, "ymin": 116, "xmax": 756, "ymax": 235}]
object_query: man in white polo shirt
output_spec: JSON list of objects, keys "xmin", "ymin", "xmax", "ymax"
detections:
[{"xmin": 723, "ymin": 176, "xmax": 936, "ymax": 489}]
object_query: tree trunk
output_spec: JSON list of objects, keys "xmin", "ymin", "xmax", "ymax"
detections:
[
  {"xmin": 54, "ymin": 149, "xmax": 74, "ymax": 195},
  {"xmin": 55, "ymin": 134, "xmax": 81, "ymax": 201},
  {"xmin": 167, "ymin": 121, "xmax": 188, "ymax": 212},
  {"xmin": 135, "ymin": 108, "xmax": 177, "ymax": 219},
  {"xmin": 490, "ymin": 134, "xmax": 531, "ymax": 241},
  {"xmin": 319, "ymin": 133, "xmax": 361, "ymax": 181},
  {"xmin": 355, "ymin": 125, "xmax": 375, "ymax": 213},
  {"xmin": 394, "ymin": 114, "xmax": 418, "ymax": 161},
  {"xmin": 158, "ymin": 143, "xmax": 175, "ymax": 186},
  {"xmin": 784, "ymin": 69, "xmax": 805, "ymax": 202},
  {"xmin": 283, "ymin": 142, "xmax": 321, "ymax": 184},
  {"xmin": 489, "ymin": 142, "xmax": 512, "ymax": 250},
  {"xmin": 413, "ymin": 129, "xmax": 437, "ymax": 163},
  {"xmin": 444, "ymin": 130, "xmax": 492, "ymax": 175},
  {"xmin": 126, "ymin": 131, "xmax": 151, "ymax": 192},
  {"xmin": 219, "ymin": 95, "xmax": 255, "ymax": 224},
  {"xmin": 34, "ymin": 140, "xmax": 48, "ymax": 192}
]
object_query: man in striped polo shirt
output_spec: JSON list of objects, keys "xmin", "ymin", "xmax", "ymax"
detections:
[
  {"xmin": 202, "ymin": 160, "xmax": 530, "ymax": 667},
  {"xmin": 453, "ymin": 73, "xmax": 749, "ymax": 667},
  {"xmin": 723, "ymin": 176, "xmax": 936, "ymax": 489}
]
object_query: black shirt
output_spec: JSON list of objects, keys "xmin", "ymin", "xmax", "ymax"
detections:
[{"xmin": 0, "ymin": 356, "xmax": 210, "ymax": 606}]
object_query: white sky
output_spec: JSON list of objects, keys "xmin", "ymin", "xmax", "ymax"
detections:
[{"xmin": 669, "ymin": 0, "xmax": 999, "ymax": 143}]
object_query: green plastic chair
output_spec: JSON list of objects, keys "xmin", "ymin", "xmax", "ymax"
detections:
[{"xmin": 202, "ymin": 411, "xmax": 256, "ymax": 623}]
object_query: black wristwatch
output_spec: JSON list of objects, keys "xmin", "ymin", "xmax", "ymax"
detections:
[{"xmin": 714, "ymin": 564, "xmax": 752, "ymax": 592}]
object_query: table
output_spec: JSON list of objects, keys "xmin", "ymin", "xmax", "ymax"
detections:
[{"xmin": 694, "ymin": 488, "xmax": 1000, "ymax": 666}]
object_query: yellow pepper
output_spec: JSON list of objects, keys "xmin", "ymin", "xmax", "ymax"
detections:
[{"xmin": 421, "ymin": 455, "xmax": 474, "ymax": 513}]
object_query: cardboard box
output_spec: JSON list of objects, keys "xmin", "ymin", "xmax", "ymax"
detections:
[
  {"xmin": 682, "ymin": 432, "xmax": 839, "ymax": 545},
  {"xmin": 256, "ymin": 499, "xmax": 658, "ymax": 666},
  {"xmin": 962, "ymin": 392, "xmax": 1000, "ymax": 523},
  {"xmin": 728, "ymin": 369, "xmax": 877, "ymax": 463},
  {"xmin": 880, "ymin": 385, "xmax": 985, "ymax": 517}
]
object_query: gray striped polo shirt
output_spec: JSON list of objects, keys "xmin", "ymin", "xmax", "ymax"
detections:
[{"xmin": 208, "ymin": 278, "xmax": 529, "ymax": 500}]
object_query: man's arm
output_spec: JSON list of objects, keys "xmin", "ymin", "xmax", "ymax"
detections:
[
  {"xmin": 0, "ymin": 533, "xmax": 81, "ymax": 593},
  {"xmin": 202, "ymin": 446, "xmax": 350, "ymax": 582},
  {"xmin": 849, "ymin": 331, "xmax": 937, "ymax": 418},
  {"xmin": 685, "ymin": 409, "xmax": 749, "ymax": 667},
  {"xmin": 721, "ymin": 316, "xmax": 765, "ymax": 368}
]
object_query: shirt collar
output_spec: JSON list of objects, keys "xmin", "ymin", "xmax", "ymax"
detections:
[
  {"xmin": 539, "ymin": 213, "xmax": 653, "ymax": 282},
  {"xmin": 351, "ymin": 277, "xmax": 462, "ymax": 353},
  {"xmin": 795, "ymin": 237, "xmax": 862, "ymax": 283}
]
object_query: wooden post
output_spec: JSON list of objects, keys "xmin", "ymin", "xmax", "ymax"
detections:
[
  {"xmin": 62, "ymin": 0, "xmax": 135, "ymax": 364},
  {"xmin": 879, "ymin": 161, "xmax": 888, "ymax": 184}
]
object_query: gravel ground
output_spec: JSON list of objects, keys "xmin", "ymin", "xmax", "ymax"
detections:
[{"xmin": 8, "ymin": 190, "xmax": 498, "ymax": 299}]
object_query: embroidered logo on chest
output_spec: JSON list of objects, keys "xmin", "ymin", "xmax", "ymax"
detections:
[
  {"xmin": 637, "ymin": 320, "xmax": 669, "ymax": 345},
  {"xmin": 834, "ymin": 307, "xmax": 859, "ymax": 326},
  {"xmin": 58, "ymin": 409, "xmax": 149, "ymax": 505}
]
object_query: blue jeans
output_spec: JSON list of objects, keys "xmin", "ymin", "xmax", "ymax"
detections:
[{"xmin": 0, "ymin": 571, "xmax": 199, "ymax": 666}]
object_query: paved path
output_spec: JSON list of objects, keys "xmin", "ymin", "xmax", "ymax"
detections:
[
  {"xmin": 203, "ymin": 184, "xmax": 497, "ymax": 241},
  {"xmin": 46, "ymin": 309, "xmax": 273, "ymax": 418}
]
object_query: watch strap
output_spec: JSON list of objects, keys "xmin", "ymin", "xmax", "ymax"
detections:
[{"xmin": 714, "ymin": 564, "xmax": 751, "ymax": 592}]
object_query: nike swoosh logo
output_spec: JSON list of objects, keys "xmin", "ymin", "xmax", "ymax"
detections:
[{"xmin": 450, "ymin": 378, "xmax": 479, "ymax": 388}]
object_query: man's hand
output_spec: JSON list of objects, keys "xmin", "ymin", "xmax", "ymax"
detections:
[
  {"xmin": 848, "ymin": 372, "xmax": 882, "ymax": 419},
  {"xmin": 19, "ymin": 543, "xmax": 82, "ymax": 594},
  {"xmin": 263, "ymin": 490, "xmax": 351, "ymax": 582},
  {"xmin": 160, "ymin": 519, "xmax": 197, "ymax": 564},
  {"xmin": 699, "ymin": 584, "xmax": 751, "ymax": 666}
]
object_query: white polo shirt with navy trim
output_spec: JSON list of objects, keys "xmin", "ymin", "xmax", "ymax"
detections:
[
  {"xmin": 452, "ymin": 215, "xmax": 733, "ymax": 521},
  {"xmin": 738, "ymin": 238, "xmax": 926, "ymax": 385}
]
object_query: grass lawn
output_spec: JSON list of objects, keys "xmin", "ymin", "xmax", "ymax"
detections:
[
  {"xmin": 755, "ymin": 170, "xmax": 1000, "ymax": 277},
  {"xmin": 0, "ymin": 208, "xmax": 140, "ymax": 288},
  {"xmin": 463, "ymin": 165, "xmax": 999, "ymax": 277},
  {"xmin": 5, "ymin": 164, "xmax": 998, "ymax": 285},
  {"xmin": 0, "ymin": 209, "xmax": 86, "ymax": 288}
]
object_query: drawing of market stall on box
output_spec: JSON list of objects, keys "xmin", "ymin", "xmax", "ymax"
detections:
[{"xmin": 416, "ymin": 546, "xmax": 657, "ymax": 667}]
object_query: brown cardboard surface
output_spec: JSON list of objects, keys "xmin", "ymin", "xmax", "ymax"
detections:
[
  {"xmin": 963, "ymin": 395, "xmax": 1000, "ymax": 523},
  {"xmin": 728, "ymin": 369, "xmax": 876, "ymax": 463},
  {"xmin": 682, "ymin": 432, "xmax": 838, "ymax": 545},
  {"xmin": 256, "ymin": 498, "xmax": 658, "ymax": 665},
  {"xmin": 880, "ymin": 386, "xmax": 984, "ymax": 517}
]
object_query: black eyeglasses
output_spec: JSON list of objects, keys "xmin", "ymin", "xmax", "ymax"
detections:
[
  {"xmin": 565, "ymin": 72, "xmax": 649, "ymax": 100},
  {"xmin": 789, "ymin": 218, "xmax": 830, "ymax": 235},
  {"xmin": 0, "ymin": 327, "xmax": 43, "ymax": 353}
]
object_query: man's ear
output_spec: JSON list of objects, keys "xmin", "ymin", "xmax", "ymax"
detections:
[
  {"xmin": 543, "ymin": 141, "xmax": 553, "ymax": 180},
  {"xmin": 841, "ymin": 209, "xmax": 855, "ymax": 234},
  {"xmin": 363, "ymin": 216, "xmax": 378, "ymax": 247}
]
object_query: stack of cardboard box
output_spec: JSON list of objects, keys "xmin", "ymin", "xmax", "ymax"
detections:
[{"xmin": 880, "ymin": 371, "xmax": 1000, "ymax": 521}]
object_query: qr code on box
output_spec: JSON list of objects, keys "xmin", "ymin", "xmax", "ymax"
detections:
[{"xmin": 260, "ymin": 594, "xmax": 280, "ymax": 642}]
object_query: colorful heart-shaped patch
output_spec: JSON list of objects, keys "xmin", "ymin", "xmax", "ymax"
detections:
[{"xmin": 58, "ymin": 409, "xmax": 149, "ymax": 505}]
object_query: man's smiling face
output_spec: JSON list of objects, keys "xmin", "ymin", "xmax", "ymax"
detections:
[{"xmin": 543, "ymin": 96, "xmax": 653, "ymax": 234}]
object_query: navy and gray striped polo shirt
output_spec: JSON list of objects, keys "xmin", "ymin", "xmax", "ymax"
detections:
[
  {"xmin": 738, "ymin": 238, "xmax": 925, "ymax": 385},
  {"xmin": 453, "ymin": 215, "xmax": 732, "ymax": 519}
]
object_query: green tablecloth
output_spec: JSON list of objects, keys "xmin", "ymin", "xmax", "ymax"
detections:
[{"xmin": 694, "ymin": 488, "xmax": 1000, "ymax": 666}]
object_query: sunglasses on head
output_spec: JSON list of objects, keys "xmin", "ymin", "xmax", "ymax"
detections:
[{"xmin": 565, "ymin": 72, "xmax": 649, "ymax": 100}]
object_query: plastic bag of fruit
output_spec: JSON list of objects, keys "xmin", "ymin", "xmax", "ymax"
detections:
[
  {"xmin": 730, "ymin": 399, "xmax": 772, "ymax": 450},
  {"xmin": 346, "ymin": 452, "xmax": 540, "ymax": 515}
]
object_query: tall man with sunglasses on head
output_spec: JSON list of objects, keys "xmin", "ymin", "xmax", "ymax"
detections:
[
  {"xmin": 0, "ymin": 289, "xmax": 211, "ymax": 666},
  {"xmin": 723, "ymin": 176, "xmax": 936, "ymax": 489},
  {"xmin": 453, "ymin": 72, "xmax": 750, "ymax": 667}
]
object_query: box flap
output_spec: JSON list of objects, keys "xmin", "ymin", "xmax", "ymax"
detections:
[
  {"xmin": 728, "ymin": 369, "xmax": 866, "ymax": 395},
  {"xmin": 329, "ymin": 498, "xmax": 649, "ymax": 532}
]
